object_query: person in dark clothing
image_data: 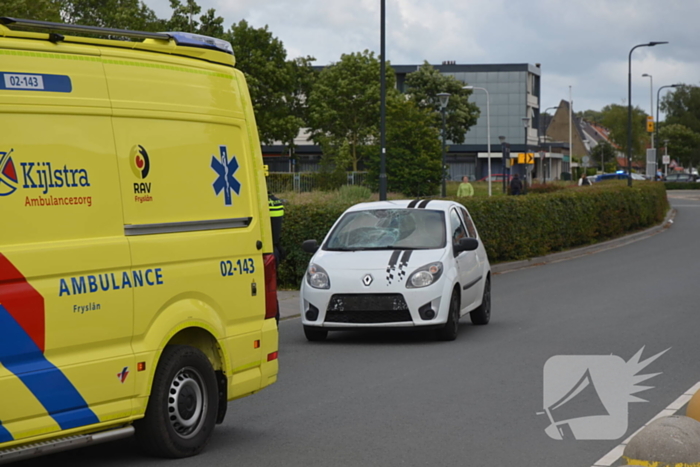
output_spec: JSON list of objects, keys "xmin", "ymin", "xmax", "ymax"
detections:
[{"xmin": 510, "ymin": 173, "xmax": 523, "ymax": 195}]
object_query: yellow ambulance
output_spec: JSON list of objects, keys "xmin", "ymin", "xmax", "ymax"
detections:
[{"xmin": 0, "ymin": 17, "xmax": 278, "ymax": 462}]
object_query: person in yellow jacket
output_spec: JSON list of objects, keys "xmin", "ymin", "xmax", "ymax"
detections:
[
  {"xmin": 268, "ymin": 193, "xmax": 285, "ymax": 325},
  {"xmin": 456, "ymin": 175, "xmax": 474, "ymax": 197}
]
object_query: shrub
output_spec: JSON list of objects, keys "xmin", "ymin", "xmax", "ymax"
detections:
[
  {"xmin": 528, "ymin": 183, "xmax": 567, "ymax": 194},
  {"xmin": 277, "ymin": 183, "xmax": 668, "ymax": 287}
]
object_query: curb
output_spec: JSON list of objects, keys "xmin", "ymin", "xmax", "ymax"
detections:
[{"xmin": 491, "ymin": 208, "xmax": 676, "ymax": 275}]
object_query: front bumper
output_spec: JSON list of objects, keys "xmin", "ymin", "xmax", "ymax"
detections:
[{"xmin": 300, "ymin": 279, "xmax": 453, "ymax": 328}]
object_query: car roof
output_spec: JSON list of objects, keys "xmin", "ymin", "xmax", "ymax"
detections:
[{"xmin": 344, "ymin": 199, "xmax": 461, "ymax": 213}]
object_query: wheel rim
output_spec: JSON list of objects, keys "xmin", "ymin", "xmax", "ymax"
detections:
[{"xmin": 167, "ymin": 366, "xmax": 208, "ymax": 439}]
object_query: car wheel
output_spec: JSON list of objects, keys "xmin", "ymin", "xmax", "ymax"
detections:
[
  {"xmin": 135, "ymin": 345, "xmax": 218, "ymax": 458},
  {"xmin": 436, "ymin": 289, "xmax": 460, "ymax": 341},
  {"xmin": 303, "ymin": 325, "xmax": 328, "ymax": 342},
  {"xmin": 470, "ymin": 277, "xmax": 491, "ymax": 325}
]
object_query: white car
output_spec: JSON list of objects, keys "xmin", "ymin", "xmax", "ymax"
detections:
[{"xmin": 300, "ymin": 200, "xmax": 491, "ymax": 341}]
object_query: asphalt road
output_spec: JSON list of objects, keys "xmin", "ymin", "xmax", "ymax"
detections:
[{"xmin": 16, "ymin": 191, "xmax": 700, "ymax": 467}]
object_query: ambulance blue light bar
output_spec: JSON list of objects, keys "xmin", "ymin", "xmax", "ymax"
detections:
[{"xmin": 168, "ymin": 32, "xmax": 234, "ymax": 55}]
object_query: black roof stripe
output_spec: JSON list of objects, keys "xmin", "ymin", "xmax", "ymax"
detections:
[
  {"xmin": 387, "ymin": 250, "xmax": 401, "ymax": 268},
  {"xmin": 418, "ymin": 199, "xmax": 431, "ymax": 209},
  {"xmin": 407, "ymin": 199, "xmax": 421, "ymax": 209}
]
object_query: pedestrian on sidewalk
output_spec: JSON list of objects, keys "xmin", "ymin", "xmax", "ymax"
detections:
[
  {"xmin": 510, "ymin": 173, "xmax": 523, "ymax": 195},
  {"xmin": 456, "ymin": 175, "xmax": 474, "ymax": 197}
]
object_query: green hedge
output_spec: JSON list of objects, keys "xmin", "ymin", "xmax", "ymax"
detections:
[
  {"xmin": 664, "ymin": 182, "xmax": 700, "ymax": 190},
  {"xmin": 278, "ymin": 183, "xmax": 668, "ymax": 287}
]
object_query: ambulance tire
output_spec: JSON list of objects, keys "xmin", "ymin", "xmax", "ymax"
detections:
[{"xmin": 135, "ymin": 345, "xmax": 218, "ymax": 458}]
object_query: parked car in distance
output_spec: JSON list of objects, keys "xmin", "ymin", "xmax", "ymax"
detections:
[
  {"xmin": 300, "ymin": 200, "xmax": 492, "ymax": 342},
  {"xmin": 595, "ymin": 172, "xmax": 629, "ymax": 182},
  {"xmin": 665, "ymin": 173, "xmax": 699, "ymax": 182}
]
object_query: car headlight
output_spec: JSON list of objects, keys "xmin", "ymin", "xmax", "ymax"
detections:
[
  {"xmin": 306, "ymin": 263, "xmax": 330, "ymax": 289},
  {"xmin": 406, "ymin": 262, "xmax": 443, "ymax": 288}
]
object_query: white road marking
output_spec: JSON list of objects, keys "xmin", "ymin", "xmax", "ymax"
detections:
[{"xmin": 591, "ymin": 381, "xmax": 700, "ymax": 466}]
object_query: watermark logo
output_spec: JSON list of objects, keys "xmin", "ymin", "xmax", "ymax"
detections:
[
  {"xmin": 0, "ymin": 149, "xmax": 18, "ymax": 196},
  {"xmin": 540, "ymin": 347, "xmax": 668, "ymax": 440},
  {"xmin": 211, "ymin": 145, "xmax": 241, "ymax": 206}
]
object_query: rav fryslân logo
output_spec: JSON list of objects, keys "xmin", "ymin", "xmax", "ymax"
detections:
[
  {"xmin": 130, "ymin": 145, "xmax": 153, "ymax": 202},
  {"xmin": 0, "ymin": 149, "xmax": 18, "ymax": 196},
  {"xmin": 211, "ymin": 145, "xmax": 241, "ymax": 206},
  {"xmin": 539, "ymin": 347, "xmax": 668, "ymax": 440}
]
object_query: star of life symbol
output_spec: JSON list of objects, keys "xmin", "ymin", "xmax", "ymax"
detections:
[
  {"xmin": 539, "ymin": 347, "xmax": 668, "ymax": 440},
  {"xmin": 211, "ymin": 145, "xmax": 241, "ymax": 206},
  {"xmin": 362, "ymin": 274, "xmax": 373, "ymax": 286}
]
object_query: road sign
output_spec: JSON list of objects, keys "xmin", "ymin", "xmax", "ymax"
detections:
[
  {"xmin": 517, "ymin": 153, "xmax": 535, "ymax": 164},
  {"xmin": 663, "ymin": 155, "xmax": 670, "ymax": 165},
  {"xmin": 647, "ymin": 116, "xmax": 654, "ymax": 133},
  {"xmin": 582, "ymin": 156, "xmax": 590, "ymax": 167}
]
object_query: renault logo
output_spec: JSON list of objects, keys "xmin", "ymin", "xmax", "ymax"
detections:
[{"xmin": 362, "ymin": 274, "xmax": 373, "ymax": 286}]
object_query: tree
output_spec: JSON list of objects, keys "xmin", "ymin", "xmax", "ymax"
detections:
[
  {"xmin": 307, "ymin": 50, "xmax": 392, "ymax": 171},
  {"xmin": 365, "ymin": 99, "xmax": 442, "ymax": 196},
  {"xmin": 2, "ymin": 0, "xmax": 63, "ymax": 22},
  {"xmin": 403, "ymin": 62, "xmax": 480, "ymax": 144},
  {"xmin": 197, "ymin": 8, "xmax": 224, "ymax": 38},
  {"xmin": 660, "ymin": 85, "xmax": 700, "ymax": 134},
  {"xmin": 576, "ymin": 109, "xmax": 603, "ymax": 124},
  {"xmin": 224, "ymin": 20, "xmax": 313, "ymax": 147},
  {"xmin": 599, "ymin": 104, "xmax": 649, "ymax": 160},
  {"xmin": 590, "ymin": 141, "xmax": 617, "ymax": 170},
  {"xmin": 658, "ymin": 123, "xmax": 700, "ymax": 169},
  {"xmin": 165, "ymin": 0, "xmax": 201, "ymax": 33},
  {"xmin": 62, "ymin": 0, "xmax": 163, "ymax": 31}
]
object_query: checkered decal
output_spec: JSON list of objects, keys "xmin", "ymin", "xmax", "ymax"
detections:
[
  {"xmin": 385, "ymin": 250, "xmax": 401, "ymax": 285},
  {"xmin": 396, "ymin": 250, "xmax": 413, "ymax": 282}
]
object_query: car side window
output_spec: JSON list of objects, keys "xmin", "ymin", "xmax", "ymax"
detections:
[
  {"xmin": 449, "ymin": 209, "xmax": 467, "ymax": 248},
  {"xmin": 459, "ymin": 207, "xmax": 477, "ymax": 238}
]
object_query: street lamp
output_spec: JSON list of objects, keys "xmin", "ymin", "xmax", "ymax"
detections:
[
  {"xmin": 463, "ymin": 85, "xmax": 492, "ymax": 196},
  {"xmin": 642, "ymin": 73, "xmax": 653, "ymax": 150},
  {"xmin": 627, "ymin": 41, "xmax": 668, "ymax": 186},
  {"xmin": 437, "ymin": 92, "xmax": 451, "ymax": 197},
  {"xmin": 540, "ymin": 106, "xmax": 559, "ymax": 183},
  {"xmin": 498, "ymin": 135, "xmax": 508, "ymax": 194},
  {"xmin": 522, "ymin": 117, "xmax": 530, "ymax": 190},
  {"xmin": 656, "ymin": 83, "xmax": 681, "ymax": 177}
]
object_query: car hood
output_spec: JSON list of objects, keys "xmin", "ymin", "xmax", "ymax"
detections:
[{"xmin": 313, "ymin": 249, "xmax": 446, "ymax": 272}]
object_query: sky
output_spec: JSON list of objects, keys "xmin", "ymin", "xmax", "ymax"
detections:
[{"xmin": 146, "ymin": 0, "xmax": 700, "ymax": 118}]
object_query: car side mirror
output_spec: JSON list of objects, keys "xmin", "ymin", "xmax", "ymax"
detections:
[
  {"xmin": 302, "ymin": 239, "xmax": 319, "ymax": 254},
  {"xmin": 455, "ymin": 237, "xmax": 479, "ymax": 253}
]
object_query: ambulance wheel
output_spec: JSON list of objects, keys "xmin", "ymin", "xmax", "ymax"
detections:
[
  {"xmin": 303, "ymin": 325, "xmax": 328, "ymax": 342},
  {"xmin": 436, "ymin": 290, "xmax": 460, "ymax": 341},
  {"xmin": 470, "ymin": 277, "xmax": 491, "ymax": 325},
  {"xmin": 135, "ymin": 345, "xmax": 218, "ymax": 458}
]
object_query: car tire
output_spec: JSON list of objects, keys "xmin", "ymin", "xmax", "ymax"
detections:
[
  {"xmin": 470, "ymin": 277, "xmax": 491, "ymax": 325},
  {"xmin": 135, "ymin": 345, "xmax": 218, "ymax": 458},
  {"xmin": 303, "ymin": 325, "xmax": 328, "ymax": 342},
  {"xmin": 436, "ymin": 289, "xmax": 460, "ymax": 341}
]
